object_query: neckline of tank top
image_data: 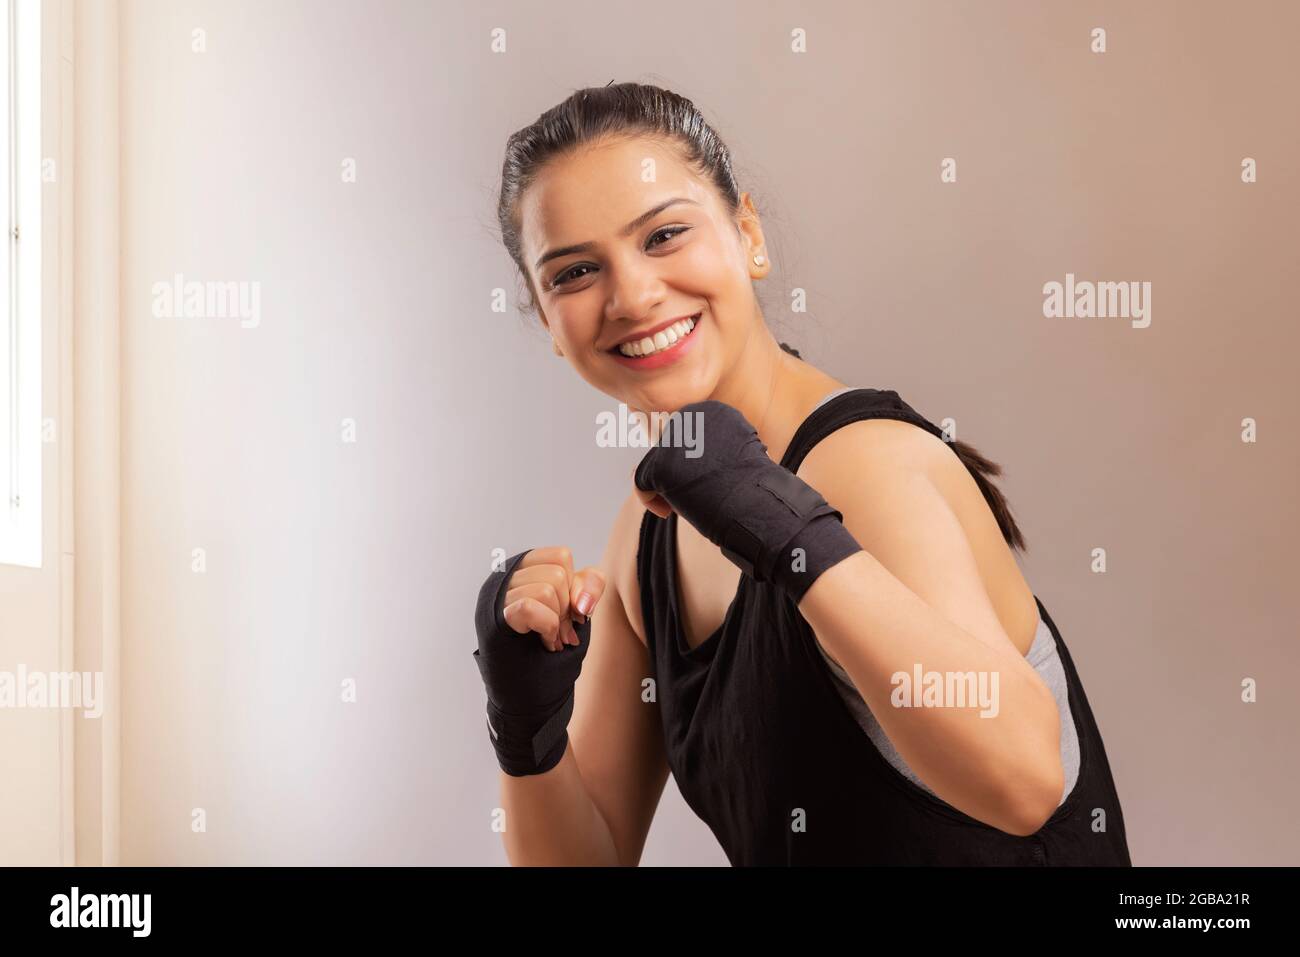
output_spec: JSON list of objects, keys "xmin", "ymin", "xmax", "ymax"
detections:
[
  {"xmin": 812, "ymin": 385, "xmax": 864, "ymax": 413},
  {"xmin": 782, "ymin": 386, "xmax": 908, "ymax": 471}
]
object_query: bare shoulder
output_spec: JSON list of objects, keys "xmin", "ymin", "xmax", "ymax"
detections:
[
  {"xmin": 796, "ymin": 414, "xmax": 1039, "ymax": 655},
  {"xmin": 795, "ymin": 416, "xmax": 998, "ymax": 546},
  {"xmin": 797, "ymin": 416, "xmax": 954, "ymax": 488},
  {"xmin": 795, "ymin": 415, "xmax": 993, "ymax": 555}
]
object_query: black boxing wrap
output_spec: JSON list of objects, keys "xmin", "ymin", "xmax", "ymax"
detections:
[
  {"xmin": 472, "ymin": 549, "xmax": 592, "ymax": 776},
  {"xmin": 634, "ymin": 400, "xmax": 863, "ymax": 603}
]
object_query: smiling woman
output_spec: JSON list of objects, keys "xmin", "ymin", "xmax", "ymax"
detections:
[
  {"xmin": 474, "ymin": 81, "xmax": 1132, "ymax": 867},
  {"xmin": 498, "ymin": 128, "xmax": 779, "ymax": 417}
]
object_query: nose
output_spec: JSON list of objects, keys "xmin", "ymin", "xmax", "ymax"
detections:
[{"xmin": 603, "ymin": 254, "xmax": 665, "ymax": 326}]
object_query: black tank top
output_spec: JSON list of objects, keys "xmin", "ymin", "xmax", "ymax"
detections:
[{"xmin": 635, "ymin": 388, "xmax": 1133, "ymax": 865}]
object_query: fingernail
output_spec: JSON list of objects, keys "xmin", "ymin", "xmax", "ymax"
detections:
[{"xmin": 575, "ymin": 592, "xmax": 594, "ymax": 617}]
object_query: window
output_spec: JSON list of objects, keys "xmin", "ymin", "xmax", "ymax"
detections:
[{"xmin": 0, "ymin": 0, "xmax": 40, "ymax": 568}]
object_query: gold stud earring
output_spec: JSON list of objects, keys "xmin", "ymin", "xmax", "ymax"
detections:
[
  {"xmin": 753, "ymin": 254, "xmax": 765, "ymax": 266},
  {"xmin": 552, "ymin": 338, "xmax": 564, "ymax": 357}
]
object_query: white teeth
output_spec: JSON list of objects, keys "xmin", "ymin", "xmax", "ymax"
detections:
[{"xmin": 618, "ymin": 315, "xmax": 697, "ymax": 357}]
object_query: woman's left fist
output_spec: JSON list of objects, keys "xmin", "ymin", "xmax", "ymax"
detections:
[{"xmin": 632, "ymin": 400, "xmax": 861, "ymax": 601}]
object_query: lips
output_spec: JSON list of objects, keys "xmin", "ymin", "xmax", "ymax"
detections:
[
  {"xmin": 608, "ymin": 312, "xmax": 703, "ymax": 370},
  {"xmin": 610, "ymin": 313, "xmax": 701, "ymax": 358}
]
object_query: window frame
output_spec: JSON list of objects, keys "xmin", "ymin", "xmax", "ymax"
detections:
[{"xmin": 0, "ymin": 0, "xmax": 42, "ymax": 569}]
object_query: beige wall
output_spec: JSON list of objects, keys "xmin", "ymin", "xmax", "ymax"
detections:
[{"xmin": 6, "ymin": 0, "xmax": 1294, "ymax": 865}]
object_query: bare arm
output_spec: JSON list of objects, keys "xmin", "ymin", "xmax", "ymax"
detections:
[
  {"xmin": 796, "ymin": 421, "xmax": 1064, "ymax": 836},
  {"xmin": 499, "ymin": 495, "xmax": 669, "ymax": 865}
]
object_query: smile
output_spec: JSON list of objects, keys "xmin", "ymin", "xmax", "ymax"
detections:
[{"xmin": 609, "ymin": 313, "xmax": 702, "ymax": 372}]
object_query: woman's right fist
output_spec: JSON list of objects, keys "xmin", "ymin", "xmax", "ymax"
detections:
[
  {"xmin": 500, "ymin": 546, "xmax": 606, "ymax": 652},
  {"xmin": 472, "ymin": 547, "xmax": 606, "ymax": 776}
]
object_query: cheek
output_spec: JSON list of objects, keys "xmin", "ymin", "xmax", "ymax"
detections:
[
  {"xmin": 551, "ymin": 310, "xmax": 600, "ymax": 350},
  {"xmin": 677, "ymin": 235, "xmax": 742, "ymax": 287}
]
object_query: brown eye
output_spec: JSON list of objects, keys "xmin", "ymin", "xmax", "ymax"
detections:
[
  {"xmin": 648, "ymin": 225, "xmax": 690, "ymax": 248},
  {"xmin": 551, "ymin": 264, "xmax": 594, "ymax": 288},
  {"xmin": 550, "ymin": 226, "xmax": 690, "ymax": 290}
]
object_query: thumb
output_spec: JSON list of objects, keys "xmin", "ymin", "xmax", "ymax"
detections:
[
  {"xmin": 569, "ymin": 566, "xmax": 607, "ymax": 621},
  {"xmin": 633, "ymin": 447, "xmax": 658, "ymax": 493},
  {"xmin": 633, "ymin": 461, "xmax": 673, "ymax": 519},
  {"xmin": 635, "ymin": 485, "xmax": 673, "ymax": 520}
]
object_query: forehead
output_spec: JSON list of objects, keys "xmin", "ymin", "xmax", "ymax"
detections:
[{"xmin": 517, "ymin": 136, "xmax": 716, "ymax": 263}]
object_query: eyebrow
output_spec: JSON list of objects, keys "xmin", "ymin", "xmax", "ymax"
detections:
[{"xmin": 533, "ymin": 197, "xmax": 702, "ymax": 271}]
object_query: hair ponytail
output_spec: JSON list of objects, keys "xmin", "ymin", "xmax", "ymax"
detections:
[{"xmin": 946, "ymin": 439, "xmax": 1028, "ymax": 552}]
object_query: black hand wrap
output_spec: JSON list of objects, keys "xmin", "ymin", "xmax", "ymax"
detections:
[
  {"xmin": 471, "ymin": 549, "xmax": 592, "ymax": 776},
  {"xmin": 634, "ymin": 400, "xmax": 862, "ymax": 603}
]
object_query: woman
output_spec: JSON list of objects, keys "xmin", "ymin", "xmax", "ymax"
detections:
[{"xmin": 472, "ymin": 82, "xmax": 1132, "ymax": 866}]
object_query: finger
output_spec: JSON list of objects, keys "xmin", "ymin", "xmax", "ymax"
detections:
[
  {"xmin": 632, "ymin": 474, "xmax": 674, "ymax": 517},
  {"xmin": 633, "ymin": 450, "xmax": 657, "ymax": 493},
  {"xmin": 508, "ymin": 563, "xmax": 573, "ymax": 614},
  {"xmin": 511, "ymin": 565, "xmax": 578, "ymax": 643},
  {"xmin": 636, "ymin": 488, "xmax": 673, "ymax": 520},
  {"xmin": 569, "ymin": 566, "xmax": 608, "ymax": 623},
  {"xmin": 508, "ymin": 580, "xmax": 579, "ymax": 646},
  {"xmin": 632, "ymin": 483, "xmax": 657, "ymax": 509},
  {"xmin": 505, "ymin": 581, "xmax": 564, "ymax": 619},
  {"xmin": 501, "ymin": 596, "xmax": 564, "ymax": 652},
  {"xmin": 518, "ymin": 545, "xmax": 575, "ymax": 583}
]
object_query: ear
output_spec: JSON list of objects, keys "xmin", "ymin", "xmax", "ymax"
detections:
[{"xmin": 735, "ymin": 191, "xmax": 767, "ymax": 268}]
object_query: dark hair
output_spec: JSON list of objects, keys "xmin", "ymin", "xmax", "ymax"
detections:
[
  {"xmin": 496, "ymin": 82, "xmax": 1027, "ymax": 553},
  {"xmin": 945, "ymin": 437, "xmax": 1028, "ymax": 552}
]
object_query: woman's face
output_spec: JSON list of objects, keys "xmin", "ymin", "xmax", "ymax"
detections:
[{"xmin": 517, "ymin": 135, "xmax": 767, "ymax": 416}]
